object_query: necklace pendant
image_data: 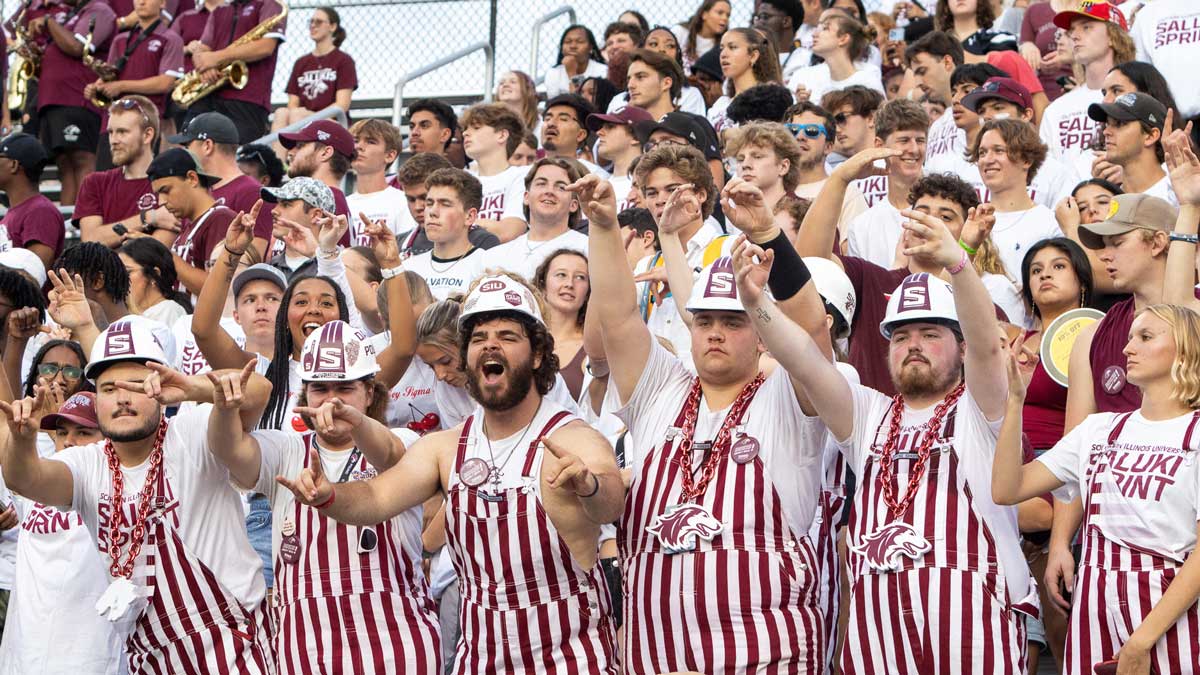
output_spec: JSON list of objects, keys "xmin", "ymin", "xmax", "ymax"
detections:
[
  {"xmin": 646, "ymin": 503, "xmax": 724, "ymax": 554},
  {"xmin": 95, "ymin": 576, "xmax": 149, "ymax": 622},
  {"xmin": 850, "ymin": 521, "xmax": 931, "ymax": 572}
]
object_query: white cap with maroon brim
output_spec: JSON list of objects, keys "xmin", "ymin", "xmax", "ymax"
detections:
[
  {"xmin": 685, "ymin": 257, "xmax": 744, "ymax": 313},
  {"xmin": 86, "ymin": 319, "xmax": 170, "ymax": 380},
  {"xmin": 298, "ymin": 320, "xmax": 381, "ymax": 382},
  {"xmin": 459, "ymin": 274, "xmax": 544, "ymax": 327},
  {"xmin": 880, "ymin": 273, "xmax": 959, "ymax": 339}
]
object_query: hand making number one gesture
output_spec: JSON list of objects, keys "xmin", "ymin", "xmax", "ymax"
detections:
[
  {"xmin": 276, "ymin": 447, "xmax": 335, "ymax": 508},
  {"xmin": 541, "ymin": 435, "xmax": 598, "ymax": 498}
]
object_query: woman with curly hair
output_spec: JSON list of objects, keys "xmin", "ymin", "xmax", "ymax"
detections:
[{"xmin": 543, "ymin": 24, "xmax": 606, "ymax": 98}]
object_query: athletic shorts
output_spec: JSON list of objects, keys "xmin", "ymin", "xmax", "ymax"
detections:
[
  {"xmin": 38, "ymin": 105, "xmax": 100, "ymax": 155},
  {"xmin": 182, "ymin": 97, "xmax": 268, "ymax": 145}
]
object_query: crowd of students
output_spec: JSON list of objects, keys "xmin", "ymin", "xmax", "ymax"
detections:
[{"xmin": 0, "ymin": 0, "xmax": 1197, "ymax": 673}]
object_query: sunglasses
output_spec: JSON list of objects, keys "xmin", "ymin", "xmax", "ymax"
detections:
[
  {"xmin": 112, "ymin": 98, "xmax": 151, "ymax": 124},
  {"xmin": 39, "ymin": 363, "xmax": 83, "ymax": 380},
  {"xmin": 237, "ymin": 147, "xmax": 269, "ymax": 164},
  {"xmin": 833, "ymin": 112, "xmax": 858, "ymax": 126},
  {"xmin": 785, "ymin": 123, "xmax": 828, "ymax": 139},
  {"xmin": 357, "ymin": 526, "xmax": 378, "ymax": 554}
]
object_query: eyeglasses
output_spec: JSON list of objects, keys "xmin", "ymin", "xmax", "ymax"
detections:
[
  {"xmin": 785, "ymin": 123, "xmax": 829, "ymax": 139},
  {"xmin": 39, "ymin": 363, "xmax": 83, "ymax": 380},
  {"xmin": 642, "ymin": 138, "xmax": 688, "ymax": 152},
  {"xmin": 357, "ymin": 526, "xmax": 378, "ymax": 554},
  {"xmin": 237, "ymin": 147, "xmax": 269, "ymax": 164}
]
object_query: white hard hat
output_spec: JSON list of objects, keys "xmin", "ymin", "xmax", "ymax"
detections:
[
  {"xmin": 298, "ymin": 320, "xmax": 381, "ymax": 381},
  {"xmin": 804, "ymin": 257, "xmax": 856, "ymax": 337},
  {"xmin": 460, "ymin": 274, "xmax": 544, "ymax": 327},
  {"xmin": 880, "ymin": 273, "xmax": 959, "ymax": 339},
  {"xmin": 685, "ymin": 257, "xmax": 743, "ymax": 313},
  {"xmin": 86, "ymin": 318, "xmax": 170, "ymax": 380}
]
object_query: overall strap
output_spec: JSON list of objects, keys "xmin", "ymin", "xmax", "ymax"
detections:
[
  {"xmin": 1182, "ymin": 410, "xmax": 1200, "ymax": 452},
  {"xmin": 1106, "ymin": 412, "xmax": 1134, "ymax": 446},
  {"xmin": 454, "ymin": 415, "xmax": 475, "ymax": 473},
  {"xmin": 520, "ymin": 409, "xmax": 573, "ymax": 476}
]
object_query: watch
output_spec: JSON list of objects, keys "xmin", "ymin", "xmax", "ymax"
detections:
[
  {"xmin": 1170, "ymin": 232, "xmax": 1199, "ymax": 244},
  {"xmin": 112, "ymin": 223, "xmax": 128, "ymax": 236},
  {"xmin": 380, "ymin": 264, "xmax": 405, "ymax": 280}
]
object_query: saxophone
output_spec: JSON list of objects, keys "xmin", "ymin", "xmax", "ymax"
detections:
[
  {"xmin": 171, "ymin": 1, "xmax": 288, "ymax": 108},
  {"xmin": 81, "ymin": 19, "xmax": 120, "ymax": 108},
  {"xmin": 6, "ymin": 1, "xmax": 42, "ymax": 113}
]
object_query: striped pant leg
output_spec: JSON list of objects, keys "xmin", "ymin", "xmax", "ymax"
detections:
[
  {"xmin": 841, "ymin": 571, "xmax": 922, "ymax": 675},
  {"xmin": 1113, "ymin": 569, "xmax": 1200, "ymax": 675},
  {"xmin": 1064, "ymin": 565, "xmax": 1121, "ymax": 675}
]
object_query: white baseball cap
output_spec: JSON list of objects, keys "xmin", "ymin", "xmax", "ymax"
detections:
[
  {"xmin": 685, "ymin": 257, "xmax": 743, "ymax": 313},
  {"xmin": 880, "ymin": 273, "xmax": 959, "ymax": 339},
  {"xmin": 805, "ymin": 257, "xmax": 856, "ymax": 337},
  {"xmin": 298, "ymin": 320, "xmax": 381, "ymax": 382},
  {"xmin": 86, "ymin": 318, "xmax": 170, "ymax": 380},
  {"xmin": 459, "ymin": 274, "xmax": 544, "ymax": 327},
  {"xmin": 0, "ymin": 248, "xmax": 46, "ymax": 286}
]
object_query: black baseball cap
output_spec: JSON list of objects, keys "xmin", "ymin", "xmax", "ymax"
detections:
[
  {"xmin": 1088, "ymin": 92, "xmax": 1168, "ymax": 131},
  {"xmin": 168, "ymin": 112, "xmax": 240, "ymax": 145},
  {"xmin": 635, "ymin": 111, "xmax": 721, "ymax": 160},
  {"xmin": 693, "ymin": 45, "xmax": 723, "ymax": 81},
  {"xmin": 0, "ymin": 133, "xmax": 47, "ymax": 171},
  {"xmin": 147, "ymin": 148, "xmax": 220, "ymax": 187}
]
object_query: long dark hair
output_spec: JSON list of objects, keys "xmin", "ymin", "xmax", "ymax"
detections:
[
  {"xmin": 1109, "ymin": 62, "xmax": 1182, "ymax": 123},
  {"xmin": 24, "ymin": 339, "xmax": 90, "ymax": 397},
  {"xmin": 261, "ymin": 275, "xmax": 349, "ymax": 429},
  {"xmin": 682, "ymin": 0, "xmax": 730, "ymax": 60},
  {"xmin": 1020, "ymin": 238, "xmax": 1094, "ymax": 321},
  {"xmin": 555, "ymin": 24, "xmax": 605, "ymax": 66},
  {"xmin": 935, "ymin": 0, "xmax": 996, "ymax": 32},
  {"xmin": 316, "ymin": 7, "xmax": 346, "ymax": 48},
  {"xmin": 119, "ymin": 238, "xmax": 192, "ymax": 313}
]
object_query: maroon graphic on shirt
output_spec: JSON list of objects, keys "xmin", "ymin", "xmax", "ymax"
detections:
[
  {"xmin": 199, "ymin": 0, "xmax": 286, "ymax": 111},
  {"xmin": 0, "ymin": 193, "xmax": 66, "ymax": 258},
  {"xmin": 1153, "ymin": 13, "xmax": 1200, "ymax": 48},
  {"xmin": 285, "ymin": 49, "xmax": 357, "ymax": 112},
  {"xmin": 103, "ymin": 22, "xmax": 184, "ymax": 116},
  {"xmin": 73, "ymin": 168, "xmax": 155, "ymax": 225},
  {"xmin": 37, "ymin": 2, "xmax": 117, "ymax": 113},
  {"xmin": 1108, "ymin": 443, "xmax": 1189, "ymax": 501}
]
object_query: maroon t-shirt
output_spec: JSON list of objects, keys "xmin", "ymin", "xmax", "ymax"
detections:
[
  {"xmin": 1089, "ymin": 297, "xmax": 1141, "ymax": 414},
  {"xmin": 251, "ymin": 183, "xmax": 351, "ymax": 246},
  {"xmin": 12, "ymin": 1, "xmax": 69, "ymax": 53},
  {"xmin": 73, "ymin": 168, "xmax": 156, "ymax": 225},
  {"xmin": 103, "ymin": 0, "xmax": 180, "ymax": 21},
  {"xmin": 212, "ymin": 173, "xmax": 262, "ymax": 216},
  {"xmin": 170, "ymin": 4, "xmax": 210, "ymax": 72},
  {"xmin": 100, "ymin": 21, "xmax": 183, "ymax": 130},
  {"xmin": 0, "ymin": 193, "xmax": 65, "ymax": 258},
  {"xmin": 171, "ymin": 203, "xmax": 236, "ymax": 270},
  {"xmin": 37, "ymin": 1, "xmax": 116, "ymax": 113},
  {"xmin": 284, "ymin": 49, "xmax": 357, "ymax": 112},
  {"xmin": 1020, "ymin": 3, "xmax": 1072, "ymax": 101},
  {"xmin": 200, "ymin": 0, "xmax": 286, "ymax": 111}
]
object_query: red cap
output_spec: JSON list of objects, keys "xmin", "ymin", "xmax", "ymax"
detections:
[
  {"xmin": 586, "ymin": 105, "xmax": 654, "ymax": 133},
  {"xmin": 39, "ymin": 392, "xmax": 98, "ymax": 431},
  {"xmin": 279, "ymin": 119, "xmax": 356, "ymax": 159},
  {"xmin": 962, "ymin": 77, "xmax": 1034, "ymax": 114},
  {"xmin": 1053, "ymin": 0, "xmax": 1128, "ymax": 31}
]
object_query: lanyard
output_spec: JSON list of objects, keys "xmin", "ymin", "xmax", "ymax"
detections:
[
  {"xmin": 336, "ymin": 447, "xmax": 363, "ymax": 484},
  {"xmin": 113, "ymin": 18, "xmax": 160, "ymax": 72}
]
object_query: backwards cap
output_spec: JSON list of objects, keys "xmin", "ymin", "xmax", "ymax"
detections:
[
  {"xmin": 880, "ymin": 273, "xmax": 959, "ymax": 339},
  {"xmin": 298, "ymin": 320, "xmax": 381, "ymax": 382},
  {"xmin": 459, "ymin": 274, "xmax": 544, "ymax": 327}
]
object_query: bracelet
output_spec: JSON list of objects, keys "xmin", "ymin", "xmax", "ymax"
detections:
[
  {"xmin": 380, "ymin": 264, "xmax": 404, "ymax": 280},
  {"xmin": 576, "ymin": 473, "xmax": 600, "ymax": 498},
  {"xmin": 319, "ymin": 246, "xmax": 342, "ymax": 260},
  {"xmin": 947, "ymin": 249, "xmax": 970, "ymax": 275},
  {"xmin": 223, "ymin": 242, "xmax": 246, "ymax": 257},
  {"xmin": 957, "ymin": 239, "xmax": 978, "ymax": 256},
  {"xmin": 760, "ymin": 230, "xmax": 812, "ymax": 301},
  {"xmin": 314, "ymin": 488, "xmax": 336, "ymax": 509},
  {"xmin": 1169, "ymin": 232, "xmax": 1199, "ymax": 244}
]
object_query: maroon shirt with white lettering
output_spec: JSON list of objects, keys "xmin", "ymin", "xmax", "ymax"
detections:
[
  {"xmin": 212, "ymin": 173, "xmax": 263, "ymax": 216},
  {"xmin": 37, "ymin": 2, "xmax": 116, "ymax": 113},
  {"xmin": 0, "ymin": 193, "xmax": 65, "ymax": 258},
  {"xmin": 170, "ymin": 4, "xmax": 211, "ymax": 72},
  {"xmin": 199, "ymin": 0, "xmax": 286, "ymax": 111},
  {"xmin": 104, "ymin": 21, "xmax": 183, "ymax": 118},
  {"xmin": 285, "ymin": 49, "xmax": 357, "ymax": 112},
  {"xmin": 73, "ymin": 168, "xmax": 156, "ymax": 224},
  {"xmin": 172, "ymin": 203, "xmax": 236, "ymax": 271}
]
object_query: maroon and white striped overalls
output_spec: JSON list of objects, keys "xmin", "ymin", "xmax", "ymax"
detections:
[
  {"xmin": 809, "ymin": 443, "xmax": 849, "ymax": 670},
  {"xmin": 619, "ymin": 385, "xmax": 825, "ymax": 674},
  {"xmin": 1065, "ymin": 411, "xmax": 1200, "ymax": 675},
  {"xmin": 123, "ymin": 460, "xmax": 275, "ymax": 675},
  {"xmin": 843, "ymin": 402, "xmax": 1035, "ymax": 675},
  {"xmin": 445, "ymin": 410, "xmax": 619, "ymax": 674},
  {"xmin": 272, "ymin": 434, "xmax": 441, "ymax": 674}
]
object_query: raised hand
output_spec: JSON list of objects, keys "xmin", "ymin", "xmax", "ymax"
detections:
[
  {"xmin": 115, "ymin": 361, "xmax": 201, "ymax": 407},
  {"xmin": 832, "ymin": 146, "xmax": 900, "ymax": 183},
  {"xmin": 46, "ymin": 269, "xmax": 95, "ymax": 332},
  {"xmin": 541, "ymin": 435, "xmax": 596, "ymax": 496},
  {"xmin": 293, "ymin": 397, "xmax": 365, "ymax": 436},
  {"xmin": 900, "ymin": 209, "xmax": 964, "ymax": 270},
  {"xmin": 276, "ymin": 446, "xmax": 334, "ymax": 507},
  {"xmin": 1054, "ymin": 195, "xmax": 1081, "ymax": 234},
  {"xmin": 33, "ymin": 382, "xmax": 66, "ymax": 424},
  {"xmin": 959, "ymin": 203, "xmax": 996, "ymax": 252},
  {"xmin": 0, "ymin": 389, "xmax": 44, "ymax": 441},
  {"xmin": 314, "ymin": 211, "xmax": 349, "ymax": 253},
  {"xmin": 721, "ymin": 177, "xmax": 775, "ymax": 239},
  {"xmin": 731, "ymin": 234, "xmax": 774, "ymax": 306},
  {"xmin": 225, "ymin": 200, "xmax": 261, "ymax": 256},
  {"xmin": 6, "ymin": 307, "xmax": 44, "ymax": 342},
  {"xmin": 206, "ymin": 359, "xmax": 257, "ymax": 410},
  {"xmin": 1164, "ymin": 110, "xmax": 1200, "ymax": 207},
  {"xmin": 360, "ymin": 213, "xmax": 401, "ymax": 267},
  {"xmin": 273, "ymin": 212, "xmax": 318, "ymax": 258},
  {"xmin": 565, "ymin": 174, "xmax": 617, "ymax": 228},
  {"xmin": 659, "ymin": 184, "xmax": 702, "ymax": 235},
  {"xmin": 1004, "ymin": 347, "xmax": 1028, "ymax": 403}
]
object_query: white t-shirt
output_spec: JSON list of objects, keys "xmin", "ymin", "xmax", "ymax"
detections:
[
  {"xmin": 52, "ymin": 405, "xmax": 266, "ymax": 607},
  {"xmin": 1039, "ymin": 85, "xmax": 1103, "ymax": 167},
  {"xmin": 1144, "ymin": 174, "xmax": 1180, "ymax": 207},
  {"xmin": 925, "ymin": 108, "xmax": 965, "ymax": 168},
  {"xmin": 982, "ymin": 273, "xmax": 1028, "ymax": 329},
  {"xmin": 1132, "ymin": 0, "xmax": 1200, "ymax": 118},
  {"xmin": 845, "ymin": 199, "xmax": 904, "ymax": 269},
  {"xmin": 141, "ymin": 299, "xmax": 188, "ymax": 328},
  {"xmin": 609, "ymin": 174, "xmax": 637, "ymax": 214},
  {"xmin": 542, "ymin": 60, "xmax": 608, "ymax": 98},
  {"xmin": 607, "ymin": 87, "xmax": 708, "ymax": 116},
  {"xmin": 1038, "ymin": 410, "xmax": 1200, "ymax": 563},
  {"xmin": 990, "ymin": 205, "xmax": 1064, "ymax": 285},
  {"xmin": 787, "ymin": 63, "xmax": 886, "ymax": 107},
  {"xmin": 925, "ymin": 151, "xmax": 1081, "ymax": 212},
  {"xmin": 404, "ymin": 247, "xmax": 489, "ymax": 300},
  {"xmin": 372, "ymin": 337, "xmax": 440, "ymax": 429},
  {"xmin": 347, "ymin": 187, "xmax": 415, "ymax": 244},
  {"xmin": 249, "ymin": 428, "xmax": 424, "ymax": 569},
  {"xmin": 836, "ymin": 381, "xmax": 1029, "ymax": 602},
  {"xmin": 850, "ymin": 170, "xmax": 890, "ymax": 208},
  {"xmin": 707, "ymin": 95, "xmax": 733, "ymax": 134},
  {"xmin": 611, "ymin": 340, "xmax": 827, "ymax": 536},
  {"xmin": 173, "ymin": 314, "xmax": 246, "ymax": 377},
  {"xmin": 796, "ymin": 178, "xmax": 870, "ymax": 234},
  {"xmin": 470, "ymin": 165, "xmax": 530, "ymax": 224},
  {"xmin": 480, "ymin": 228, "xmax": 588, "ymax": 280}
]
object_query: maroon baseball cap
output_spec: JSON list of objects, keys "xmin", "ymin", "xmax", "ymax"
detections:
[
  {"xmin": 962, "ymin": 77, "xmax": 1033, "ymax": 114},
  {"xmin": 586, "ymin": 105, "xmax": 654, "ymax": 133},
  {"xmin": 39, "ymin": 392, "xmax": 98, "ymax": 431},
  {"xmin": 1053, "ymin": 0, "xmax": 1128, "ymax": 31},
  {"xmin": 279, "ymin": 119, "xmax": 356, "ymax": 159}
]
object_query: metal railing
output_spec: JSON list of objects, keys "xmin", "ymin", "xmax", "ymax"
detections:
[
  {"xmin": 391, "ymin": 42, "xmax": 495, "ymax": 130},
  {"xmin": 529, "ymin": 5, "xmax": 576, "ymax": 86},
  {"xmin": 250, "ymin": 105, "xmax": 350, "ymax": 148}
]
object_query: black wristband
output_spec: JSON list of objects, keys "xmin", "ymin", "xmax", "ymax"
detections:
[
  {"xmin": 759, "ymin": 230, "xmax": 811, "ymax": 301},
  {"xmin": 577, "ymin": 473, "xmax": 600, "ymax": 498}
]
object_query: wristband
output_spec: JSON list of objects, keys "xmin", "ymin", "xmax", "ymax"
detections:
[
  {"xmin": 947, "ymin": 249, "xmax": 969, "ymax": 275},
  {"xmin": 577, "ymin": 473, "xmax": 600, "ymax": 499},
  {"xmin": 319, "ymin": 246, "xmax": 342, "ymax": 260},
  {"xmin": 759, "ymin": 230, "xmax": 811, "ymax": 301},
  {"xmin": 1170, "ymin": 232, "xmax": 1199, "ymax": 244},
  {"xmin": 957, "ymin": 239, "xmax": 978, "ymax": 256},
  {"xmin": 314, "ymin": 487, "xmax": 336, "ymax": 509},
  {"xmin": 380, "ymin": 264, "xmax": 404, "ymax": 280}
]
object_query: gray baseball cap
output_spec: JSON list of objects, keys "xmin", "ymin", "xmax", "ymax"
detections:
[
  {"xmin": 232, "ymin": 263, "xmax": 287, "ymax": 297},
  {"xmin": 261, "ymin": 176, "xmax": 334, "ymax": 213}
]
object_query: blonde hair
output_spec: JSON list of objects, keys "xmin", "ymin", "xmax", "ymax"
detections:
[
  {"xmin": 972, "ymin": 237, "xmax": 1009, "ymax": 278},
  {"xmin": 1137, "ymin": 305, "xmax": 1200, "ymax": 408},
  {"xmin": 724, "ymin": 121, "xmax": 801, "ymax": 193}
]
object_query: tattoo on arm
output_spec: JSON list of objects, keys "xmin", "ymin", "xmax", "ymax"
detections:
[{"xmin": 755, "ymin": 308, "xmax": 772, "ymax": 323}]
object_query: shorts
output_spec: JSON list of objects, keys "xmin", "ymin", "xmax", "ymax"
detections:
[
  {"xmin": 600, "ymin": 556, "xmax": 622, "ymax": 628},
  {"xmin": 245, "ymin": 493, "xmax": 273, "ymax": 588},
  {"xmin": 182, "ymin": 96, "xmax": 269, "ymax": 145},
  {"xmin": 38, "ymin": 105, "xmax": 100, "ymax": 155},
  {"xmin": 1026, "ymin": 612, "xmax": 1047, "ymax": 648}
]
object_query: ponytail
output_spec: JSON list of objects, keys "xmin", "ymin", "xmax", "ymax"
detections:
[
  {"xmin": 118, "ymin": 238, "xmax": 193, "ymax": 314},
  {"xmin": 316, "ymin": 7, "xmax": 346, "ymax": 48}
]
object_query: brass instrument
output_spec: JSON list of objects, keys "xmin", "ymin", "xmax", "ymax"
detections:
[
  {"xmin": 171, "ymin": 1, "xmax": 288, "ymax": 108},
  {"xmin": 6, "ymin": 1, "xmax": 43, "ymax": 113},
  {"xmin": 81, "ymin": 19, "xmax": 119, "ymax": 108}
]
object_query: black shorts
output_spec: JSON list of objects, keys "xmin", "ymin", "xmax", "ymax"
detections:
[
  {"xmin": 39, "ymin": 104, "xmax": 100, "ymax": 155},
  {"xmin": 600, "ymin": 556, "xmax": 622, "ymax": 628},
  {"xmin": 182, "ymin": 96, "xmax": 268, "ymax": 144}
]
